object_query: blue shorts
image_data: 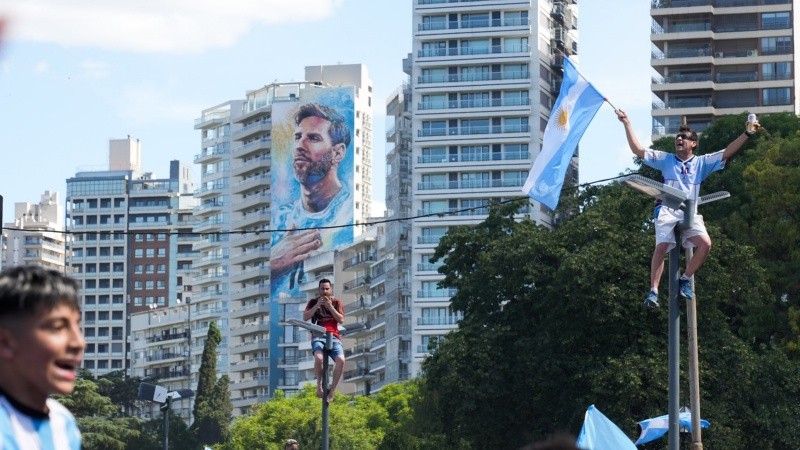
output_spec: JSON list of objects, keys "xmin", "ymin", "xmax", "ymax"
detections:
[{"xmin": 312, "ymin": 337, "xmax": 344, "ymax": 359}]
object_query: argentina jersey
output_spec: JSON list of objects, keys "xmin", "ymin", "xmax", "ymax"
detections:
[
  {"xmin": 643, "ymin": 149, "xmax": 726, "ymax": 204},
  {"xmin": 0, "ymin": 396, "xmax": 81, "ymax": 450}
]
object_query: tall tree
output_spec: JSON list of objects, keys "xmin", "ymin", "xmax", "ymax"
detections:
[
  {"xmin": 420, "ymin": 186, "xmax": 799, "ymax": 449},
  {"xmin": 56, "ymin": 377, "xmax": 144, "ymax": 450},
  {"xmin": 191, "ymin": 321, "xmax": 231, "ymax": 445}
]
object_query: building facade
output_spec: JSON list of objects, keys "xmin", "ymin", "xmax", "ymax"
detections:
[
  {"xmin": 66, "ymin": 137, "xmax": 197, "ymax": 376},
  {"xmin": 0, "ymin": 191, "xmax": 66, "ymax": 272},
  {"xmin": 193, "ymin": 65, "xmax": 373, "ymax": 415},
  {"xmin": 650, "ymin": 0, "xmax": 797, "ymax": 138},
  {"xmin": 409, "ymin": 0, "xmax": 577, "ymax": 374}
]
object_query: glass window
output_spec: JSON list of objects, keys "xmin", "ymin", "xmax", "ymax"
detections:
[
  {"xmin": 763, "ymin": 87, "xmax": 791, "ymax": 106},
  {"xmin": 762, "ymin": 62, "xmax": 791, "ymax": 81},
  {"xmin": 761, "ymin": 12, "xmax": 790, "ymax": 30},
  {"xmin": 421, "ymin": 15, "xmax": 446, "ymax": 31},
  {"xmin": 461, "ymin": 38, "xmax": 491, "ymax": 55}
]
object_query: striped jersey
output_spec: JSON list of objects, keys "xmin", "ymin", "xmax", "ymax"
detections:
[
  {"xmin": 0, "ymin": 394, "xmax": 81, "ymax": 450},
  {"xmin": 643, "ymin": 149, "xmax": 726, "ymax": 205}
]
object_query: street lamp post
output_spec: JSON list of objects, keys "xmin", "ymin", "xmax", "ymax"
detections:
[
  {"xmin": 620, "ymin": 175, "xmax": 728, "ymax": 450},
  {"xmin": 138, "ymin": 382, "xmax": 194, "ymax": 450},
  {"xmin": 287, "ymin": 319, "xmax": 366, "ymax": 450}
]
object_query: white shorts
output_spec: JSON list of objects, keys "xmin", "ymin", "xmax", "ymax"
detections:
[{"xmin": 654, "ymin": 206, "xmax": 708, "ymax": 251}]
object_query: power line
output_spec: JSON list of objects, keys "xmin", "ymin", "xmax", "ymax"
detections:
[{"xmin": 2, "ymin": 173, "xmax": 635, "ymax": 236}]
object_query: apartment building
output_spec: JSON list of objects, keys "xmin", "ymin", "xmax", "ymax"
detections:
[
  {"xmin": 193, "ymin": 64, "xmax": 373, "ymax": 415},
  {"xmin": 129, "ymin": 302, "xmax": 193, "ymax": 422},
  {"xmin": 410, "ymin": 0, "xmax": 577, "ymax": 374},
  {"xmin": 65, "ymin": 137, "xmax": 197, "ymax": 376},
  {"xmin": 650, "ymin": 0, "xmax": 797, "ymax": 138},
  {"xmin": 0, "ymin": 191, "xmax": 66, "ymax": 272}
]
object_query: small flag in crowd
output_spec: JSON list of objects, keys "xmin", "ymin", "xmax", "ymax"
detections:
[
  {"xmin": 576, "ymin": 405, "xmax": 637, "ymax": 450},
  {"xmin": 522, "ymin": 56, "xmax": 605, "ymax": 210},
  {"xmin": 634, "ymin": 410, "xmax": 710, "ymax": 445}
]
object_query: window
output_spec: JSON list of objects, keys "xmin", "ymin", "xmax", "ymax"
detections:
[
  {"xmin": 146, "ymin": 249, "xmax": 155, "ymax": 257},
  {"xmin": 461, "ymin": 38, "xmax": 491, "ymax": 55},
  {"xmin": 763, "ymin": 87, "xmax": 791, "ymax": 106},
  {"xmin": 146, "ymin": 264, "xmax": 155, "ymax": 274},
  {"xmin": 157, "ymin": 264, "xmax": 166, "ymax": 273},
  {"xmin": 460, "ymin": 65, "xmax": 490, "ymax": 82},
  {"xmin": 421, "ymin": 146, "xmax": 447, "ymax": 163},
  {"xmin": 762, "ymin": 62, "xmax": 791, "ymax": 81},
  {"xmin": 157, "ymin": 248, "xmax": 166, "ymax": 257},
  {"xmin": 145, "ymin": 281, "xmax": 155, "ymax": 290},
  {"xmin": 134, "ymin": 265, "xmax": 144, "ymax": 274},
  {"xmin": 134, "ymin": 281, "xmax": 143, "ymax": 290},
  {"xmin": 461, "ymin": 145, "xmax": 490, "ymax": 162},
  {"xmin": 134, "ymin": 249, "xmax": 144, "ymax": 258},
  {"xmin": 761, "ymin": 36, "xmax": 792, "ymax": 55},
  {"xmin": 421, "ymin": 68, "xmax": 447, "ymax": 83},
  {"xmin": 461, "ymin": 12, "xmax": 490, "ymax": 28},
  {"xmin": 503, "ymin": 37, "xmax": 528, "ymax": 53},
  {"xmin": 421, "ymin": 14, "xmax": 446, "ymax": 31},
  {"xmin": 761, "ymin": 12, "xmax": 790, "ymax": 30},
  {"xmin": 421, "ymin": 120, "xmax": 447, "ymax": 137}
]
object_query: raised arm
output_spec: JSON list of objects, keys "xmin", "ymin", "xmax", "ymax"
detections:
[
  {"xmin": 616, "ymin": 109, "xmax": 646, "ymax": 159},
  {"xmin": 722, "ymin": 120, "xmax": 760, "ymax": 162}
]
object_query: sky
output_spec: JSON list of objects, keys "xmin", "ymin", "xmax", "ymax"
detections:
[{"xmin": 0, "ymin": 0, "xmax": 654, "ymax": 224}]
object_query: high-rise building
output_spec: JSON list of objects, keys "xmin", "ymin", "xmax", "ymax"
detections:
[
  {"xmin": 336, "ymin": 58, "xmax": 415, "ymax": 395},
  {"xmin": 193, "ymin": 64, "xmax": 373, "ymax": 415},
  {"xmin": 0, "ymin": 191, "xmax": 66, "ymax": 271},
  {"xmin": 66, "ymin": 137, "xmax": 197, "ymax": 376},
  {"xmin": 410, "ymin": 1, "xmax": 577, "ymax": 374},
  {"xmin": 650, "ymin": 0, "xmax": 797, "ymax": 138}
]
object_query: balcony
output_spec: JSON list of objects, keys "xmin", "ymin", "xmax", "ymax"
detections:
[
  {"xmin": 232, "ymin": 137, "xmax": 272, "ymax": 158},
  {"xmin": 418, "ymin": 124, "xmax": 529, "ymax": 138},
  {"xmin": 418, "ymin": 316, "xmax": 463, "ymax": 326},
  {"xmin": 417, "ymin": 44, "xmax": 529, "ymax": 59},
  {"xmin": 417, "ymin": 178, "xmax": 525, "ymax": 191},
  {"xmin": 342, "ymin": 252, "xmax": 376, "ymax": 271},
  {"xmin": 418, "ymin": 17, "xmax": 530, "ymax": 32},
  {"xmin": 418, "ymin": 97, "xmax": 530, "ymax": 111},
  {"xmin": 418, "ymin": 70, "xmax": 529, "ymax": 85},
  {"xmin": 417, "ymin": 150, "xmax": 529, "ymax": 164},
  {"xmin": 417, "ymin": 288, "xmax": 458, "ymax": 298}
]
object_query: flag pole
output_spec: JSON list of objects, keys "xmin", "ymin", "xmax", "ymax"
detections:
[{"xmin": 558, "ymin": 51, "xmax": 617, "ymax": 112}]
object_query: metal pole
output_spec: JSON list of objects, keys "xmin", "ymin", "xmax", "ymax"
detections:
[
  {"xmin": 668, "ymin": 238, "xmax": 681, "ymax": 450},
  {"xmin": 163, "ymin": 397, "xmax": 171, "ymax": 450},
  {"xmin": 321, "ymin": 331, "xmax": 332, "ymax": 450},
  {"xmin": 685, "ymin": 246, "xmax": 703, "ymax": 449}
]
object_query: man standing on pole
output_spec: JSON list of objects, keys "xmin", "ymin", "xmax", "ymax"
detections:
[
  {"xmin": 303, "ymin": 278, "xmax": 345, "ymax": 403},
  {"xmin": 616, "ymin": 110, "xmax": 758, "ymax": 308}
]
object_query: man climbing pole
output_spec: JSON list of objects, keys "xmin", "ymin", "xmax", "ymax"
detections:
[{"xmin": 616, "ymin": 110, "xmax": 759, "ymax": 308}]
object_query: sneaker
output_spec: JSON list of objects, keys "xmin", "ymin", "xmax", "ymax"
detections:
[
  {"xmin": 644, "ymin": 291, "xmax": 659, "ymax": 309},
  {"xmin": 679, "ymin": 278, "xmax": 694, "ymax": 299}
]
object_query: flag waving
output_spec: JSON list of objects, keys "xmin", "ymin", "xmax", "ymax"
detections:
[{"xmin": 522, "ymin": 56, "xmax": 605, "ymax": 210}]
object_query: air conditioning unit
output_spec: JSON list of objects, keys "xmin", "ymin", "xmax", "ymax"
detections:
[
  {"xmin": 714, "ymin": 52, "xmax": 724, "ymax": 58},
  {"xmin": 747, "ymin": 50, "xmax": 758, "ymax": 57}
]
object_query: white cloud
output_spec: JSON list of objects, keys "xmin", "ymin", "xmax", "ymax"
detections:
[
  {"xmin": 118, "ymin": 83, "xmax": 201, "ymax": 124},
  {"xmin": 33, "ymin": 59, "xmax": 48, "ymax": 74},
  {"xmin": 80, "ymin": 60, "xmax": 110, "ymax": 79},
  {"xmin": 0, "ymin": 0, "xmax": 344, "ymax": 53}
]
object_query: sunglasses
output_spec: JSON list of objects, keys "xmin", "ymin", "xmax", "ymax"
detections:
[{"xmin": 675, "ymin": 133, "xmax": 696, "ymax": 141}]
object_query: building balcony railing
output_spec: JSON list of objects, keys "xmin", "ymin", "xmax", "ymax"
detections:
[
  {"xmin": 418, "ymin": 17, "xmax": 530, "ymax": 31},
  {"xmin": 418, "ymin": 97, "xmax": 530, "ymax": 110},
  {"xmin": 417, "ymin": 44, "xmax": 529, "ymax": 58},
  {"xmin": 417, "ymin": 262, "xmax": 444, "ymax": 272},
  {"xmin": 418, "ymin": 70, "xmax": 529, "ymax": 84},
  {"xmin": 417, "ymin": 179, "xmax": 525, "ymax": 191},
  {"xmin": 145, "ymin": 331, "xmax": 188, "ymax": 343},
  {"xmin": 417, "ymin": 288, "xmax": 458, "ymax": 298},
  {"xmin": 716, "ymin": 72, "xmax": 758, "ymax": 83},
  {"xmin": 418, "ymin": 316, "xmax": 463, "ymax": 326},
  {"xmin": 417, "ymin": 207, "xmax": 489, "ymax": 218},
  {"xmin": 418, "ymin": 151, "xmax": 529, "ymax": 164},
  {"xmin": 418, "ymin": 124, "xmax": 529, "ymax": 137}
]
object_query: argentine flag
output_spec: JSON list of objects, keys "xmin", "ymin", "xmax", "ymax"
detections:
[
  {"xmin": 634, "ymin": 411, "xmax": 710, "ymax": 445},
  {"xmin": 522, "ymin": 56, "xmax": 605, "ymax": 210},
  {"xmin": 576, "ymin": 405, "xmax": 637, "ymax": 450}
]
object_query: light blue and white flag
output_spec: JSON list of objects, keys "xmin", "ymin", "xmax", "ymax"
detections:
[
  {"xmin": 576, "ymin": 405, "xmax": 637, "ymax": 450},
  {"xmin": 634, "ymin": 411, "xmax": 710, "ymax": 445},
  {"xmin": 522, "ymin": 56, "xmax": 605, "ymax": 210}
]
